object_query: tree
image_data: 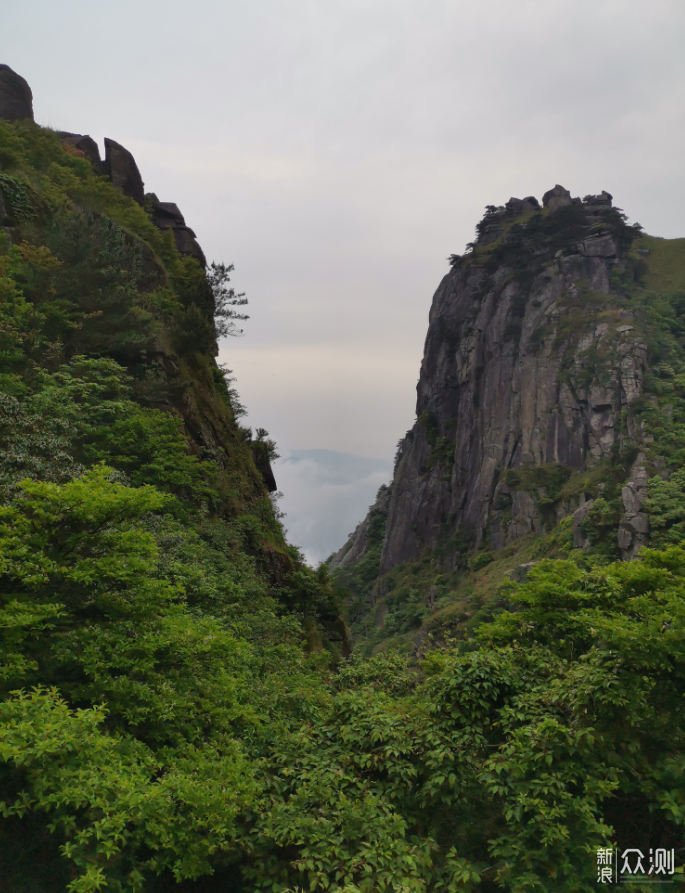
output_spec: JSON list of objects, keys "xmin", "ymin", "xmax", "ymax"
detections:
[{"xmin": 208, "ymin": 262, "xmax": 249, "ymax": 338}]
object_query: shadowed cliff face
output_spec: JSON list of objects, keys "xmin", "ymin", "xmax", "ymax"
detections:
[{"xmin": 379, "ymin": 187, "xmax": 647, "ymax": 572}]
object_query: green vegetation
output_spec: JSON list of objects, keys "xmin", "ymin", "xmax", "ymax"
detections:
[{"xmin": 2, "ymin": 120, "xmax": 685, "ymax": 892}]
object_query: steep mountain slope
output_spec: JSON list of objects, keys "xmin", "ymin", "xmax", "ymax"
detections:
[
  {"xmin": 0, "ymin": 68, "xmax": 347, "ymax": 891},
  {"xmin": 331, "ymin": 185, "xmax": 685, "ymax": 654},
  {"xmin": 3, "ymin": 66, "xmax": 685, "ymax": 893}
]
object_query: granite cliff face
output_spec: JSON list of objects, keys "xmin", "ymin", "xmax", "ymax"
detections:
[{"xmin": 333, "ymin": 185, "xmax": 653, "ymax": 576}]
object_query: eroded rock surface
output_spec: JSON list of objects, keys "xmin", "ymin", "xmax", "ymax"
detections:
[
  {"xmin": 618, "ymin": 458, "xmax": 649, "ymax": 559},
  {"xmin": 104, "ymin": 138, "xmax": 145, "ymax": 205},
  {"xmin": 146, "ymin": 193, "xmax": 206, "ymax": 266},
  {"xmin": 351, "ymin": 188, "xmax": 648, "ymax": 573},
  {"xmin": 0, "ymin": 65, "xmax": 33, "ymax": 122}
]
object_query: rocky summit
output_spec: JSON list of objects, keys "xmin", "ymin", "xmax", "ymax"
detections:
[
  {"xmin": 331, "ymin": 186, "xmax": 685, "ymax": 651},
  {"xmin": 384, "ymin": 186, "xmax": 647, "ymax": 567}
]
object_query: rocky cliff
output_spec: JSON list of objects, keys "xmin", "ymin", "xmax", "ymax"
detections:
[
  {"xmin": 0, "ymin": 64, "xmax": 274, "ymax": 499},
  {"xmin": 332, "ymin": 185, "xmax": 685, "ymax": 588}
]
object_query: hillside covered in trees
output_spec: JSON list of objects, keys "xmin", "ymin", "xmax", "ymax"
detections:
[{"xmin": 0, "ymin": 66, "xmax": 684, "ymax": 892}]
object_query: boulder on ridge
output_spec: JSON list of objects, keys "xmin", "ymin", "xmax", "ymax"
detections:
[
  {"xmin": 58, "ymin": 132, "xmax": 103, "ymax": 169},
  {"xmin": 542, "ymin": 184, "xmax": 574, "ymax": 212},
  {"xmin": 146, "ymin": 192, "xmax": 206, "ymax": 266},
  {"xmin": 0, "ymin": 65, "xmax": 33, "ymax": 122},
  {"xmin": 103, "ymin": 138, "xmax": 145, "ymax": 205}
]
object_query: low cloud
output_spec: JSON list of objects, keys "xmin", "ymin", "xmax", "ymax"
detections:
[{"xmin": 273, "ymin": 450, "xmax": 392, "ymax": 566}]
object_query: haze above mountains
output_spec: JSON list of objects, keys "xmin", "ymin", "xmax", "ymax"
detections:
[{"xmin": 4, "ymin": 0, "xmax": 684, "ymax": 470}]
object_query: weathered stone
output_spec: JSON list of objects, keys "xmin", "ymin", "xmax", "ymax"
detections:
[
  {"xmin": 579, "ymin": 233, "xmax": 617, "ymax": 257},
  {"xmin": 58, "ymin": 132, "xmax": 103, "ymax": 169},
  {"xmin": 146, "ymin": 193, "xmax": 206, "ymax": 266},
  {"xmin": 573, "ymin": 500, "xmax": 594, "ymax": 549},
  {"xmin": 618, "ymin": 460, "xmax": 649, "ymax": 559},
  {"xmin": 542, "ymin": 184, "xmax": 573, "ymax": 212},
  {"xmin": 509, "ymin": 491, "xmax": 539, "ymax": 540},
  {"xmin": 335, "ymin": 189, "xmax": 649, "ymax": 574},
  {"xmin": 583, "ymin": 191, "xmax": 613, "ymax": 207},
  {"xmin": 103, "ymin": 138, "xmax": 144, "ymax": 204},
  {"xmin": 0, "ymin": 65, "xmax": 33, "ymax": 122},
  {"xmin": 505, "ymin": 196, "xmax": 541, "ymax": 216},
  {"xmin": 172, "ymin": 226, "xmax": 206, "ymax": 266}
]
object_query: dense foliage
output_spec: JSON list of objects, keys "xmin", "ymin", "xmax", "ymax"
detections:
[{"xmin": 1, "ymin": 120, "xmax": 684, "ymax": 892}]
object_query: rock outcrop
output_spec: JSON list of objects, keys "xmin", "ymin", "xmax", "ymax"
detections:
[
  {"xmin": 0, "ymin": 65, "xmax": 33, "ymax": 122},
  {"xmin": 339, "ymin": 188, "xmax": 649, "ymax": 575},
  {"xmin": 618, "ymin": 458, "xmax": 649, "ymax": 559},
  {"xmin": 103, "ymin": 138, "xmax": 145, "ymax": 205},
  {"xmin": 146, "ymin": 193, "xmax": 206, "ymax": 266},
  {"xmin": 1, "ymin": 66, "xmax": 207, "ymax": 269},
  {"xmin": 58, "ymin": 132, "xmax": 103, "ymax": 169}
]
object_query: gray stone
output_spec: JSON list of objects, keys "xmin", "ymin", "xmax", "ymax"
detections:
[
  {"xmin": 542, "ymin": 184, "xmax": 573, "ymax": 212},
  {"xmin": 146, "ymin": 193, "xmax": 206, "ymax": 266},
  {"xmin": 618, "ymin": 460, "xmax": 649, "ymax": 559},
  {"xmin": 579, "ymin": 234, "xmax": 617, "ymax": 258},
  {"xmin": 171, "ymin": 225, "xmax": 206, "ymax": 266},
  {"xmin": 583, "ymin": 191, "xmax": 613, "ymax": 207},
  {"xmin": 103, "ymin": 138, "xmax": 144, "ymax": 204},
  {"xmin": 573, "ymin": 501, "xmax": 594, "ymax": 550},
  {"xmin": 332, "ymin": 188, "xmax": 649, "ymax": 575},
  {"xmin": 58, "ymin": 132, "xmax": 103, "ymax": 168},
  {"xmin": 505, "ymin": 196, "xmax": 540, "ymax": 216},
  {"xmin": 505, "ymin": 197, "xmax": 524, "ymax": 214},
  {"xmin": 0, "ymin": 65, "xmax": 33, "ymax": 122}
]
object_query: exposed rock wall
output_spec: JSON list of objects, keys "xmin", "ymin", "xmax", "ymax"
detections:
[
  {"xmin": 0, "ymin": 65, "xmax": 274, "ymax": 495},
  {"xmin": 0, "ymin": 64, "xmax": 206, "ymax": 268},
  {"xmin": 373, "ymin": 187, "xmax": 647, "ymax": 573},
  {"xmin": 0, "ymin": 65, "xmax": 33, "ymax": 122}
]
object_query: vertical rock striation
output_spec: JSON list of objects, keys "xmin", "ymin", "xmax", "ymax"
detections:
[{"xmin": 373, "ymin": 187, "xmax": 647, "ymax": 572}]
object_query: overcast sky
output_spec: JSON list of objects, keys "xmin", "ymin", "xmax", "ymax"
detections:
[{"xmin": 5, "ymin": 0, "xmax": 685, "ymax": 467}]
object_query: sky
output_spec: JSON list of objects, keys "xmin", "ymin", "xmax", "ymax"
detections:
[
  {"xmin": 274, "ymin": 451, "xmax": 392, "ymax": 565},
  {"xmin": 4, "ymin": 0, "xmax": 685, "ymax": 559}
]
